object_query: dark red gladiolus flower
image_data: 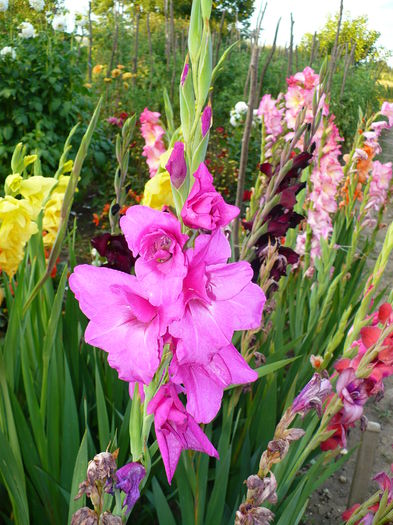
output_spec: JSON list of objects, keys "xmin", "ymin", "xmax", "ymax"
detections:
[{"xmin": 91, "ymin": 233, "xmax": 135, "ymax": 274}]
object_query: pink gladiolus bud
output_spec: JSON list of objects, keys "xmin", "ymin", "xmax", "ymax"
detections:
[
  {"xmin": 181, "ymin": 163, "xmax": 239, "ymax": 230},
  {"xmin": 165, "ymin": 142, "xmax": 187, "ymax": 189},
  {"xmin": 181, "ymin": 62, "xmax": 189, "ymax": 86},
  {"xmin": 147, "ymin": 383, "xmax": 218, "ymax": 483},
  {"xmin": 201, "ymin": 105, "xmax": 212, "ymax": 137}
]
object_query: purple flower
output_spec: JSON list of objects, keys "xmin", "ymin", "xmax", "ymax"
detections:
[
  {"xmin": 181, "ymin": 163, "xmax": 239, "ymax": 230},
  {"xmin": 336, "ymin": 368, "xmax": 368, "ymax": 424},
  {"xmin": 373, "ymin": 471, "xmax": 393, "ymax": 500},
  {"xmin": 181, "ymin": 62, "xmax": 189, "ymax": 86},
  {"xmin": 120, "ymin": 206, "xmax": 188, "ymax": 306},
  {"xmin": 165, "ymin": 142, "xmax": 187, "ymax": 189},
  {"xmin": 292, "ymin": 373, "xmax": 332, "ymax": 417},
  {"xmin": 201, "ymin": 106, "xmax": 212, "ymax": 137},
  {"xmin": 91, "ymin": 233, "xmax": 135, "ymax": 274},
  {"xmin": 147, "ymin": 383, "xmax": 219, "ymax": 483},
  {"xmin": 115, "ymin": 462, "xmax": 146, "ymax": 514},
  {"xmin": 170, "ymin": 343, "xmax": 257, "ymax": 423}
]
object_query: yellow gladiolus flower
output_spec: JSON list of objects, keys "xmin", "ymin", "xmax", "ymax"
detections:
[
  {"xmin": 122, "ymin": 72, "xmax": 133, "ymax": 80},
  {"xmin": 92, "ymin": 64, "xmax": 104, "ymax": 74},
  {"xmin": 104, "ymin": 77, "xmax": 112, "ymax": 83},
  {"xmin": 123, "ymin": 82, "xmax": 129, "ymax": 89},
  {"xmin": 111, "ymin": 68, "xmax": 122, "ymax": 78},
  {"xmin": 84, "ymin": 83, "xmax": 93, "ymax": 88},
  {"xmin": 117, "ymin": 64, "xmax": 125, "ymax": 69},
  {"xmin": 4, "ymin": 174, "xmax": 57, "ymax": 217},
  {"xmin": 0, "ymin": 196, "xmax": 38, "ymax": 278},
  {"xmin": 43, "ymin": 175, "xmax": 70, "ymax": 248},
  {"xmin": 142, "ymin": 170, "xmax": 174, "ymax": 210}
]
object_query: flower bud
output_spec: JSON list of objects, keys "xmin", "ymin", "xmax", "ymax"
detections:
[
  {"xmin": 201, "ymin": 105, "xmax": 212, "ymax": 137},
  {"xmin": 166, "ymin": 142, "xmax": 187, "ymax": 189}
]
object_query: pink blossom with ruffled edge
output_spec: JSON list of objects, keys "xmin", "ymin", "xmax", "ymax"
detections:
[
  {"xmin": 140, "ymin": 108, "xmax": 166, "ymax": 177},
  {"xmin": 120, "ymin": 205, "xmax": 189, "ymax": 306},
  {"xmin": 181, "ymin": 163, "xmax": 239, "ymax": 230},
  {"xmin": 147, "ymin": 383, "xmax": 219, "ymax": 483},
  {"xmin": 364, "ymin": 161, "xmax": 393, "ymax": 219}
]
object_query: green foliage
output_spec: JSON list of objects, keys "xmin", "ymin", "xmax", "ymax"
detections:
[
  {"xmin": 0, "ymin": 33, "xmax": 89, "ymax": 179},
  {"xmin": 301, "ymin": 12, "xmax": 381, "ymax": 63}
]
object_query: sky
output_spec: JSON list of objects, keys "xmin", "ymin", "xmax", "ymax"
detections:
[
  {"xmin": 65, "ymin": 0, "xmax": 393, "ymax": 63},
  {"xmin": 251, "ymin": 0, "xmax": 393, "ymax": 63}
]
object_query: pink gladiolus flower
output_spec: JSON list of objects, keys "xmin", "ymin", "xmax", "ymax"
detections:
[
  {"xmin": 140, "ymin": 108, "xmax": 166, "ymax": 177},
  {"xmin": 201, "ymin": 106, "xmax": 212, "ymax": 137},
  {"xmin": 120, "ymin": 206, "xmax": 188, "ymax": 306},
  {"xmin": 165, "ymin": 142, "xmax": 187, "ymax": 189},
  {"xmin": 181, "ymin": 163, "xmax": 239, "ymax": 230},
  {"xmin": 147, "ymin": 383, "xmax": 219, "ymax": 483},
  {"xmin": 170, "ymin": 344, "xmax": 258, "ymax": 423},
  {"xmin": 169, "ymin": 230, "xmax": 266, "ymax": 365},
  {"xmin": 257, "ymin": 94, "xmax": 283, "ymax": 137},
  {"xmin": 381, "ymin": 101, "xmax": 393, "ymax": 127},
  {"xmin": 68, "ymin": 266, "xmax": 170, "ymax": 385}
]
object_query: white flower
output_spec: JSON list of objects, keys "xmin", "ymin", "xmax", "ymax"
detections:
[
  {"xmin": 230, "ymin": 115, "xmax": 240, "ymax": 127},
  {"xmin": 0, "ymin": 0, "xmax": 8, "ymax": 12},
  {"xmin": 52, "ymin": 14, "xmax": 67, "ymax": 31},
  {"xmin": 234, "ymin": 101, "xmax": 248, "ymax": 114},
  {"xmin": 79, "ymin": 36, "xmax": 89, "ymax": 47},
  {"xmin": 29, "ymin": 0, "xmax": 45, "ymax": 11},
  {"xmin": 0, "ymin": 46, "xmax": 16, "ymax": 59},
  {"xmin": 18, "ymin": 22, "xmax": 36, "ymax": 39}
]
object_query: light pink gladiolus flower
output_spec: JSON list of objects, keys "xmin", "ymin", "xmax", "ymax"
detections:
[
  {"xmin": 147, "ymin": 383, "xmax": 219, "ymax": 483},
  {"xmin": 257, "ymin": 94, "xmax": 283, "ymax": 137},
  {"xmin": 181, "ymin": 163, "xmax": 239, "ymax": 230},
  {"xmin": 381, "ymin": 101, "xmax": 393, "ymax": 127},
  {"xmin": 140, "ymin": 108, "xmax": 166, "ymax": 177}
]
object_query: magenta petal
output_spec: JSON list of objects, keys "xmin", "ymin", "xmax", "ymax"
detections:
[
  {"xmin": 69, "ymin": 265, "xmax": 161, "ymax": 384},
  {"xmin": 218, "ymin": 345, "xmax": 258, "ymax": 385},
  {"xmin": 192, "ymin": 230, "xmax": 232, "ymax": 266},
  {"xmin": 209, "ymin": 282, "xmax": 266, "ymax": 332},
  {"xmin": 207, "ymin": 261, "xmax": 254, "ymax": 300},
  {"xmin": 166, "ymin": 142, "xmax": 187, "ymax": 189},
  {"xmin": 156, "ymin": 428, "xmax": 183, "ymax": 484}
]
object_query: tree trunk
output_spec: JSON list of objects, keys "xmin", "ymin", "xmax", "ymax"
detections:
[
  {"xmin": 309, "ymin": 31, "xmax": 317, "ymax": 66},
  {"xmin": 339, "ymin": 41, "xmax": 356, "ymax": 100},
  {"xmin": 146, "ymin": 12, "xmax": 154, "ymax": 92},
  {"xmin": 257, "ymin": 17, "xmax": 281, "ymax": 100},
  {"xmin": 214, "ymin": 9, "xmax": 226, "ymax": 66},
  {"xmin": 286, "ymin": 13, "xmax": 294, "ymax": 78},
  {"xmin": 327, "ymin": 0, "xmax": 344, "ymax": 92},
  {"xmin": 132, "ymin": 8, "xmax": 140, "ymax": 88},
  {"xmin": 106, "ymin": 7, "xmax": 119, "ymax": 77},
  {"xmin": 88, "ymin": 0, "xmax": 93, "ymax": 82}
]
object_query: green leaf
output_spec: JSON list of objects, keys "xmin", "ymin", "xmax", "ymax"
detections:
[
  {"xmin": 95, "ymin": 363, "xmax": 110, "ymax": 451},
  {"xmin": 0, "ymin": 428, "xmax": 29, "ymax": 525},
  {"xmin": 150, "ymin": 477, "xmax": 176, "ymax": 525},
  {"xmin": 67, "ymin": 430, "xmax": 88, "ymax": 523}
]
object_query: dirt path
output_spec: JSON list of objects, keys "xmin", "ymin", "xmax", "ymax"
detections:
[{"xmin": 304, "ymin": 129, "xmax": 393, "ymax": 523}]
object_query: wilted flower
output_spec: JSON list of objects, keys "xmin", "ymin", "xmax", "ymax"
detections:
[
  {"xmin": 0, "ymin": 0, "xmax": 8, "ymax": 11},
  {"xmin": 71, "ymin": 507, "xmax": 98, "ymax": 525},
  {"xmin": 235, "ymin": 504, "xmax": 274, "ymax": 525},
  {"xmin": 292, "ymin": 373, "xmax": 332, "ymax": 417},
  {"xmin": 52, "ymin": 14, "xmax": 67, "ymax": 31},
  {"xmin": 19, "ymin": 21, "xmax": 36, "ymax": 38},
  {"xmin": 0, "ymin": 46, "xmax": 16, "ymax": 59},
  {"xmin": 29, "ymin": 0, "xmax": 45, "ymax": 11},
  {"xmin": 115, "ymin": 462, "xmax": 146, "ymax": 514},
  {"xmin": 100, "ymin": 513, "xmax": 122, "ymax": 525}
]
